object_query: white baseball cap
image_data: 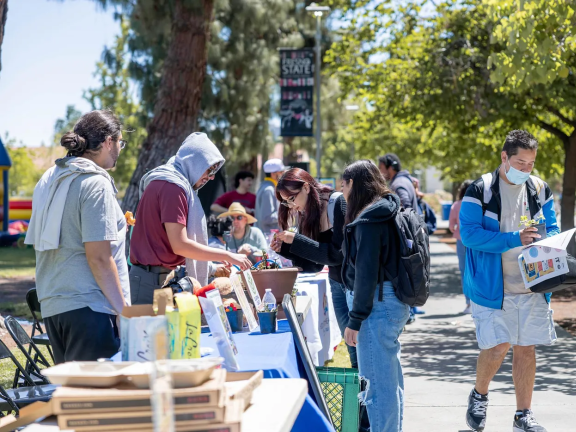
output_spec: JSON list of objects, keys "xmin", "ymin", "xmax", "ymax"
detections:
[{"xmin": 263, "ymin": 158, "xmax": 287, "ymax": 173}]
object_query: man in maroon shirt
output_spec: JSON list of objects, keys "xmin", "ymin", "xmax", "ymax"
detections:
[
  {"xmin": 129, "ymin": 133, "xmax": 252, "ymax": 305},
  {"xmin": 210, "ymin": 171, "xmax": 256, "ymax": 215}
]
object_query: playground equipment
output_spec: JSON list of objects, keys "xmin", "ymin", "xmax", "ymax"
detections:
[{"xmin": 0, "ymin": 136, "xmax": 30, "ymax": 246}]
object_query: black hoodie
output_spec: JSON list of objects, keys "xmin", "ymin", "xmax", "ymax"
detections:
[{"xmin": 341, "ymin": 194, "xmax": 402, "ymax": 331}]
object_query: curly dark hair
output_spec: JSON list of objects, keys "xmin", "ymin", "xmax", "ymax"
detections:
[{"xmin": 502, "ymin": 130, "xmax": 538, "ymax": 157}]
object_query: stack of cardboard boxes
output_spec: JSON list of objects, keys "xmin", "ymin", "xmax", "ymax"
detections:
[{"xmin": 0, "ymin": 370, "xmax": 262, "ymax": 432}]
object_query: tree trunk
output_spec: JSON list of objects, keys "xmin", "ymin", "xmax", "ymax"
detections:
[
  {"xmin": 562, "ymin": 134, "xmax": 576, "ymax": 256},
  {"xmin": 0, "ymin": 0, "xmax": 8, "ymax": 73},
  {"xmin": 121, "ymin": 0, "xmax": 215, "ymax": 212}
]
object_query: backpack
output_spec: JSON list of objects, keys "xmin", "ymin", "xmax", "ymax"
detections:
[
  {"xmin": 382, "ymin": 207, "xmax": 431, "ymax": 307},
  {"xmin": 481, "ymin": 173, "xmax": 576, "ymax": 294},
  {"xmin": 327, "ymin": 192, "xmax": 343, "ymax": 227}
]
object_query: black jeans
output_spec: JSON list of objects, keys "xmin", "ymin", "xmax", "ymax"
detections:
[{"xmin": 44, "ymin": 307, "xmax": 119, "ymax": 364}]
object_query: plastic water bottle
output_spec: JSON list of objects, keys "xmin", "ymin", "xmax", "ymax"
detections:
[{"xmin": 262, "ymin": 289, "xmax": 277, "ymax": 311}]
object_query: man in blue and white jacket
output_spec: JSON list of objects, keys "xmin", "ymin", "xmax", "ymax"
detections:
[{"xmin": 460, "ymin": 130, "xmax": 559, "ymax": 432}]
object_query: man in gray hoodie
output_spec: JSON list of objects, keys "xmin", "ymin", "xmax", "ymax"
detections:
[
  {"xmin": 378, "ymin": 153, "xmax": 422, "ymax": 214},
  {"xmin": 129, "ymin": 133, "xmax": 251, "ymax": 305}
]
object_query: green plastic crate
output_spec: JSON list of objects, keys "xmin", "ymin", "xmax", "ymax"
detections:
[{"xmin": 316, "ymin": 367, "xmax": 360, "ymax": 432}]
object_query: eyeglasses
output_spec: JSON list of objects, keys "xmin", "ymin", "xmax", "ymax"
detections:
[
  {"xmin": 119, "ymin": 139, "xmax": 127, "ymax": 150},
  {"xmin": 207, "ymin": 163, "xmax": 220, "ymax": 177},
  {"xmin": 231, "ymin": 215, "xmax": 244, "ymax": 221},
  {"xmin": 281, "ymin": 196, "xmax": 297, "ymax": 208}
]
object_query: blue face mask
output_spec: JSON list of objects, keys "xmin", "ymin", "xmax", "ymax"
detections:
[{"xmin": 505, "ymin": 158, "xmax": 531, "ymax": 185}]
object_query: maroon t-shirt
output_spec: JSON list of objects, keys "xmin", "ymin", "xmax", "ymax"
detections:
[
  {"xmin": 213, "ymin": 190, "xmax": 256, "ymax": 213},
  {"xmin": 130, "ymin": 180, "xmax": 188, "ymax": 269}
]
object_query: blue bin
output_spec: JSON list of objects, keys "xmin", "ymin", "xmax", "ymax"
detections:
[{"xmin": 441, "ymin": 202, "xmax": 453, "ymax": 221}]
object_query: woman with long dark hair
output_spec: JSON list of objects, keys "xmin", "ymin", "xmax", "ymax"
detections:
[
  {"xmin": 270, "ymin": 168, "xmax": 357, "ymax": 368},
  {"xmin": 341, "ymin": 160, "xmax": 410, "ymax": 431}
]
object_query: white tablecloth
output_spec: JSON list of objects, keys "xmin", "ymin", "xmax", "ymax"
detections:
[{"xmin": 295, "ymin": 271, "xmax": 342, "ymax": 366}]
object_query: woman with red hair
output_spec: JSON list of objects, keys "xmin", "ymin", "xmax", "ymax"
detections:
[{"xmin": 270, "ymin": 168, "xmax": 356, "ymax": 368}]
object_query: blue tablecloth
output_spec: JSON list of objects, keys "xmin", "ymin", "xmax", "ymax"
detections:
[{"xmin": 201, "ymin": 320, "xmax": 334, "ymax": 432}]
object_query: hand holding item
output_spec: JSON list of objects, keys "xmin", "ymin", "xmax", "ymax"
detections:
[
  {"xmin": 520, "ymin": 227, "xmax": 541, "ymax": 246},
  {"xmin": 270, "ymin": 238, "xmax": 282, "ymax": 252},
  {"xmin": 237, "ymin": 244, "xmax": 253, "ymax": 255},
  {"xmin": 227, "ymin": 252, "xmax": 252, "ymax": 270},
  {"xmin": 276, "ymin": 231, "xmax": 296, "ymax": 244},
  {"xmin": 344, "ymin": 327, "xmax": 358, "ymax": 347},
  {"xmin": 214, "ymin": 264, "xmax": 231, "ymax": 278}
]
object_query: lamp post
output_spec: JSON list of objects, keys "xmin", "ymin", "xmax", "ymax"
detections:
[{"xmin": 306, "ymin": 2, "xmax": 330, "ymax": 179}]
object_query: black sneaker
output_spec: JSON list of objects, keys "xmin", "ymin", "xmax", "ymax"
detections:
[
  {"xmin": 466, "ymin": 389, "xmax": 488, "ymax": 431},
  {"xmin": 513, "ymin": 410, "xmax": 547, "ymax": 432}
]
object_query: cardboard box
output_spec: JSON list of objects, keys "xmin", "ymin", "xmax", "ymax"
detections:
[
  {"xmin": 57, "ymin": 405, "xmax": 225, "ymax": 431},
  {"xmin": 225, "ymin": 370, "xmax": 263, "ymax": 408},
  {"xmin": 52, "ymin": 369, "xmax": 227, "ymax": 414},
  {"xmin": 0, "ymin": 401, "xmax": 54, "ymax": 432}
]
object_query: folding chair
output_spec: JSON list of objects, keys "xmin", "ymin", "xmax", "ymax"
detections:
[
  {"xmin": 3, "ymin": 316, "xmax": 51, "ymax": 388},
  {"xmin": 25, "ymin": 288, "xmax": 55, "ymax": 363},
  {"xmin": 0, "ymin": 338, "xmax": 56, "ymax": 417}
]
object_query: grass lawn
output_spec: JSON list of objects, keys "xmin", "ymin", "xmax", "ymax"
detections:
[
  {"xmin": 0, "ymin": 247, "xmax": 36, "ymax": 279},
  {"xmin": 0, "ymin": 302, "xmax": 33, "ymax": 321},
  {"xmin": 0, "ymin": 346, "xmax": 53, "ymax": 390}
]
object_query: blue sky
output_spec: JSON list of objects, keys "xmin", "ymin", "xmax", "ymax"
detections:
[{"xmin": 0, "ymin": 0, "xmax": 117, "ymax": 147}]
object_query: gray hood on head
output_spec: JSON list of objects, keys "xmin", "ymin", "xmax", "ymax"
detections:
[{"xmin": 174, "ymin": 132, "xmax": 225, "ymax": 189}]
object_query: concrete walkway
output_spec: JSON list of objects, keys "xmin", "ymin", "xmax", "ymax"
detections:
[{"xmin": 401, "ymin": 234, "xmax": 576, "ymax": 432}]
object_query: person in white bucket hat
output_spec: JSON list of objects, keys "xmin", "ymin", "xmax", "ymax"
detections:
[{"xmin": 255, "ymin": 158, "xmax": 288, "ymax": 234}]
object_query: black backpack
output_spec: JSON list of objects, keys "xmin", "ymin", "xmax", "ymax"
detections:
[{"xmin": 382, "ymin": 207, "xmax": 431, "ymax": 307}]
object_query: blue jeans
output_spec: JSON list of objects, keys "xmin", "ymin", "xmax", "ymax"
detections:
[
  {"xmin": 346, "ymin": 282, "xmax": 410, "ymax": 432},
  {"xmin": 456, "ymin": 239, "xmax": 470, "ymax": 305},
  {"xmin": 328, "ymin": 278, "xmax": 358, "ymax": 368}
]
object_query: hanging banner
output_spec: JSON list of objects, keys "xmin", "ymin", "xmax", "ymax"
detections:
[{"xmin": 280, "ymin": 48, "xmax": 314, "ymax": 137}]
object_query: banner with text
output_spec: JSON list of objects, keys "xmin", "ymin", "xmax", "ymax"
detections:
[{"xmin": 280, "ymin": 48, "xmax": 314, "ymax": 137}]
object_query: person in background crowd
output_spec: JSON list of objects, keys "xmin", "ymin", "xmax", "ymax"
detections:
[
  {"xmin": 379, "ymin": 153, "xmax": 424, "ymax": 320},
  {"xmin": 218, "ymin": 202, "xmax": 267, "ymax": 263},
  {"xmin": 342, "ymin": 160, "xmax": 410, "ymax": 432},
  {"xmin": 207, "ymin": 214, "xmax": 232, "ymax": 250},
  {"xmin": 255, "ymin": 158, "xmax": 286, "ymax": 234},
  {"xmin": 449, "ymin": 179, "xmax": 474, "ymax": 314},
  {"xmin": 378, "ymin": 153, "xmax": 422, "ymax": 214},
  {"xmin": 25, "ymin": 110, "xmax": 130, "ymax": 363},
  {"xmin": 461, "ymin": 130, "xmax": 559, "ymax": 432},
  {"xmin": 413, "ymin": 177, "xmax": 437, "ymax": 234},
  {"xmin": 129, "ymin": 132, "xmax": 251, "ymax": 305},
  {"xmin": 271, "ymin": 168, "xmax": 357, "ymax": 368},
  {"xmin": 210, "ymin": 171, "xmax": 256, "ymax": 215}
]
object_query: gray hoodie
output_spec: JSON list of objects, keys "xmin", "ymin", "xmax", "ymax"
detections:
[
  {"xmin": 140, "ymin": 132, "xmax": 225, "ymax": 286},
  {"xmin": 255, "ymin": 179, "xmax": 279, "ymax": 234},
  {"xmin": 389, "ymin": 170, "xmax": 422, "ymax": 215}
]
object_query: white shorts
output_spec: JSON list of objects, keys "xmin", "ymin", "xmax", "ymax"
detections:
[{"xmin": 471, "ymin": 294, "xmax": 557, "ymax": 350}]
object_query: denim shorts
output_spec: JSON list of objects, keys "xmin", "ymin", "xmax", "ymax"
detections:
[{"xmin": 471, "ymin": 293, "xmax": 557, "ymax": 350}]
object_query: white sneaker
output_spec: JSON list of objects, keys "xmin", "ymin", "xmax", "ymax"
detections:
[{"xmin": 462, "ymin": 305, "xmax": 472, "ymax": 314}]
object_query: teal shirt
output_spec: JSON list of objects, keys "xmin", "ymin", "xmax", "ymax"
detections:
[{"xmin": 225, "ymin": 226, "xmax": 268, "ymax": 262}]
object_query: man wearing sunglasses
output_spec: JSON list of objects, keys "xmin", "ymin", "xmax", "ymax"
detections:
[{"xmin": 129, "ymin": 132, "xmax": 252, "ymax": 305}]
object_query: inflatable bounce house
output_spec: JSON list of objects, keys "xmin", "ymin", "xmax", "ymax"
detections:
[{"xmin": 0, "ymin": 136, "xmax": 32, "ymax": 247}]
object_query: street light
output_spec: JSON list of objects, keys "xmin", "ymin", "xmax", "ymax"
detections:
[
  {"xmin": 345, "ymin": 104, "xmax": 359, "ymax": 160},
  {"xmin": 306, "ymin": 2, "xmax": 330, "ymax": 179}
]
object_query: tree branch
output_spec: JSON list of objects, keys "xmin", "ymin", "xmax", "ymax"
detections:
[
  {"xmin": 537, "ymin": 118, "xmax": 569, "ymax": 143},
  {"xmin": 545, "ymin": 106, "xmax": 576, "ymax": 129}
]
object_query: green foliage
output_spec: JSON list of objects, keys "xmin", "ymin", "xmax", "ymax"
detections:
[
  {"xmin": 53, "ymin": 105, "xmax": 82, "ymax": 147},
  {"xmin": 3, "ymin": 134, "xmax": 42, "ymax": 197},
  {"xmin": 84, "ymin": 17, "xmax": 147, "ymax": 193},
  {"xmin": 326, "ymin": 0, "xmax": 569, "ymax": 186},
  {"xmin": 487, "ymin": 0, "xmax": 576, "ymax": 90}
]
